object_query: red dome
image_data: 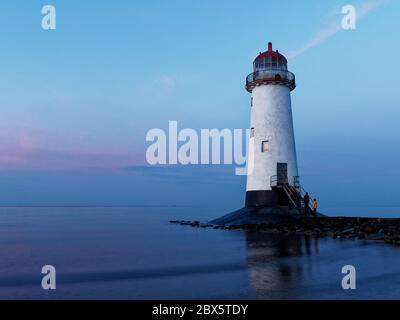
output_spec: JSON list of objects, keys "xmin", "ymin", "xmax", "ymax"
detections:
[{"xmin": 254, "ymin": 42, "xmax": 287, "ymax": 64}]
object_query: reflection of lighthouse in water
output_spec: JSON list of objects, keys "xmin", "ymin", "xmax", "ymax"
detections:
[{"xmin": 244, "ymin": 232, "xmax": 319, "ymax": 299}]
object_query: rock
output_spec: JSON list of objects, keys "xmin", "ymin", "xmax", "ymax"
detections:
[
  {"xmin": 358, "ymin": 232, "xmax": 366, "ymax": 239},
  {"xmin": 229, "ymin": 225, "xmax": 241, "ymax": 230},
  {"xmin": 365, "ymin": 232, "xmax": 385, "ymax": 241},
  {"xmin": 338, "ymin": 227, "xmax": 354, "ymax": 236},
  {"xmin": 334, "ymin": 222, "xmax": 346, "ymax": 228},
  {"xmin": 174, "ymin": 215, "xmax": 400, "ymax": 246},
  {"xmin": 384, "ymin": 237, "xmax": 392, "ymax": 243},
  {"xmin": 363, "ymin": 226, "xmax": 374, "ymax": 233}
]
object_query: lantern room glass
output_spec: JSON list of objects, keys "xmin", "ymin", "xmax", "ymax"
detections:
[{"xmin": 254, "ymin": 57, "xmax": 287, "ymax": 72}]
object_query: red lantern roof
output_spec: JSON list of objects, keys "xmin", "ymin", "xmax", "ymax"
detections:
[{"xmin": 254, "ymin": 42, "xmax": 287, "ymax": 64}]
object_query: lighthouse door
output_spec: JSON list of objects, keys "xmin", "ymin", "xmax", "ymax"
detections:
[{"xmin": 277, "ymin": 163, "xmax": 288, "ymax": 185}]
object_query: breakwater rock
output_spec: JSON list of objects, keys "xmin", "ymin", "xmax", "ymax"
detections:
[{"xmin": 170, "ymin": 217, "xmax": 400, "ymax": 246}]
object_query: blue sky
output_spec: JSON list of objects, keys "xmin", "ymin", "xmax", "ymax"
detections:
[{"xmin": 0, "ymin": 0, "xmax": 399, "ymax": 216}]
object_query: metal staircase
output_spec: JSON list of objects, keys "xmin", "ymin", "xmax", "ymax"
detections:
[{"xmin": 270, "ymin": 175, "xmax": 312, "ymax": 211}]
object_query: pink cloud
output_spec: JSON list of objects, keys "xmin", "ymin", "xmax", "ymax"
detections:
[
  {"xmin": 0, "ymin": 134, "xmax": 41, "ymax": 167},
  {"xmin": 0, "ymin": 131, "xmax": 142, "ymax": 171},
  {"xmin": 0, "ymin": 154, "xmax": 27, "ymax": 167}
]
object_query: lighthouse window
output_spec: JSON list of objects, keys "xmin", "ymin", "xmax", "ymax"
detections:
[
  {"xmin": 262, "ymin": 140, "xmax": 269, "ymax": 152},
  {"xmin": 271, "ymin": 58, "xmax": 278, "ymax": 68},
  {"xmin": 250, "ymin": 128, "xmax": 255, "ymax": 138}
]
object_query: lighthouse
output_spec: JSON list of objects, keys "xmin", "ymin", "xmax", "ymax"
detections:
[
  {"xmin": 245, "ymin": 42, "xmax": 299, "ymax": 208},
  {"xmin": 210, "ymin": 42, "xmax": 316, "ymax": 226}
]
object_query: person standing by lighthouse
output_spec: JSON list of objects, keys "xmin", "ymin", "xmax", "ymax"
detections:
[{"xmin": 245, "ymin": 42, "xmax": 300, "ymax": 209}]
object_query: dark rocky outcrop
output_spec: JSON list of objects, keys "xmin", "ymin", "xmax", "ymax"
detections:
[{"xmin": 170, "ymin": 215, "xmax": 400, "ymax": 246}]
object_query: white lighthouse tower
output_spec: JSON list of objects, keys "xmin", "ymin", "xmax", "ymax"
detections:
[
  {"xmin": 245, "ymin": 42, "xmax": 299, "ymax": 208},
  {"xmin": 210, "ymin": 42, "xmax": 315, "ymax": 225}
]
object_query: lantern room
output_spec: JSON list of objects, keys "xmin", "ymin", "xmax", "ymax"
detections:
[
  {"xmin": 253, "ymin": 42, "xmax": 288, "ymax": 72},
  {"xmin": 246, "ymin": 42, "xmax": 295, "ymax": 92}
]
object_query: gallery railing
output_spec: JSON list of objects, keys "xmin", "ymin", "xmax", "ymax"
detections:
[{"xmin": 246, "ymin": 69, "xmax": 296, "ymax": 92}]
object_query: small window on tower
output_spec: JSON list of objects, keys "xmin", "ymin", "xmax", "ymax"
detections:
[
  {"xmin": 251, "ymin": 97, "xmax": 253, "ymax": 107},
  {"xmin": 250, "ymin": 128, "xmax": 255, "ymax": 138},
  {"xmin": 262, "ymin": 140, "xmax": 269, "ymax": 152}
]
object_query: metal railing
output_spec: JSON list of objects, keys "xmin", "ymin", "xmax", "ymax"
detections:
[
  {"xmin": 246, "ymin": 69, "xmax": 296, "ymax": 92},
  {"xmin": 270, "ymin": 175, "xmax": 288, "ymax": 188},
  {"xmin": 270, "ymin": 175, "xmax": 314, "ymax": 211},
  {"xmin": 292, "ymin": 177, "xmax": 315, "ymax": 212},
  {"xmin": 270, "ymin": 175, "xmax": 298, "ymax": 188}
]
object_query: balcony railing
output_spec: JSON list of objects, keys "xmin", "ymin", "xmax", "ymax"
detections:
[{"xmin": 246, "ymin": 69, "xmax": 296, "ymax": 92}]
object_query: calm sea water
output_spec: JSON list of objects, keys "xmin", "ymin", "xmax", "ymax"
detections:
[{"xmin": 0, "ymin": 206, "xmax": 399, "ymax": 300}]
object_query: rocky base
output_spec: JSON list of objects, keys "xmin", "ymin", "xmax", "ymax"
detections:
[
  {"xmin": 170, "ymin": 216, "xmax": 400, "ymax": 246},
  {"xmin": 207, "ymin": 206, "xmax": 324, "ymax": 226}
]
